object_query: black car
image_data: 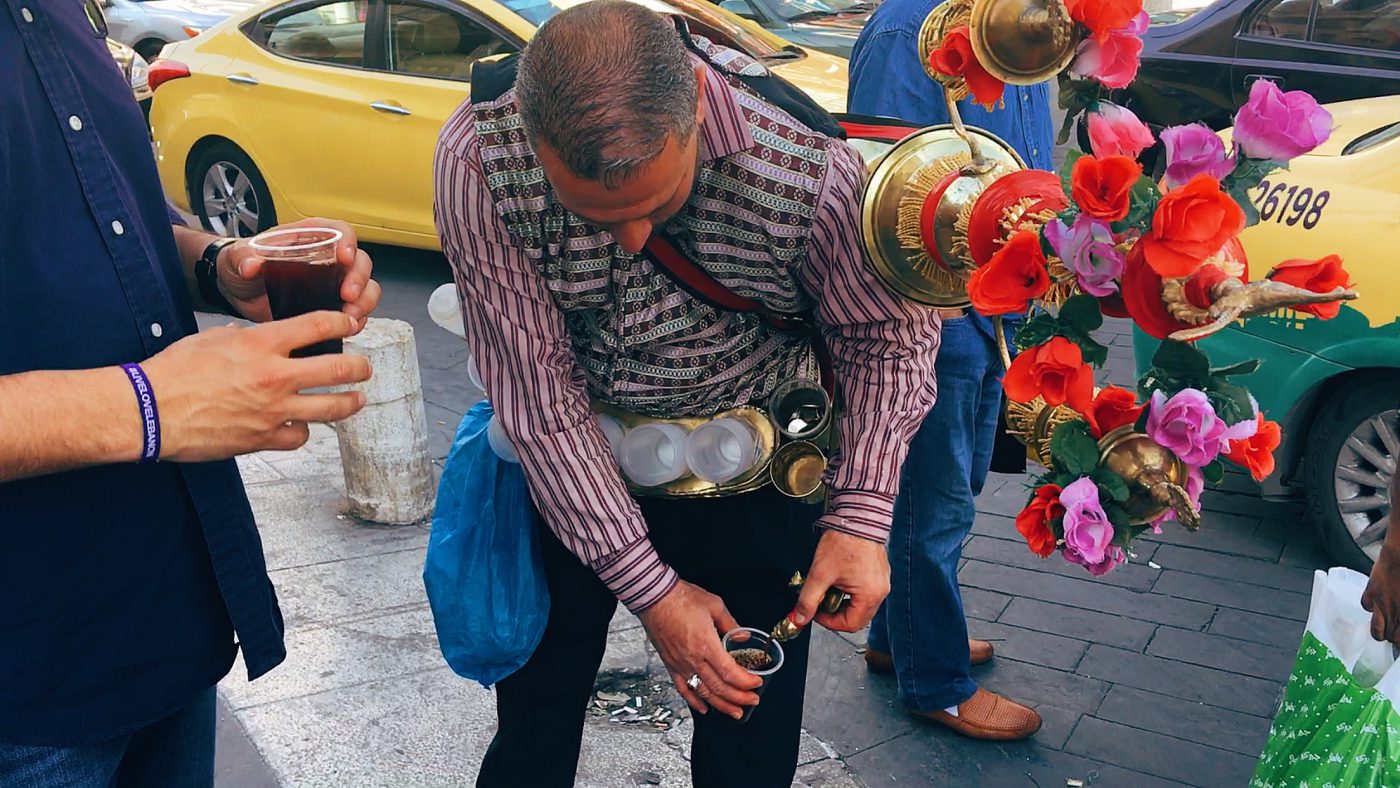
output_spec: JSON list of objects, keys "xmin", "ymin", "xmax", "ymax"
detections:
[{"xmin": 1121, "ymin": 0, "xmax": 1400, "ymax": 136}]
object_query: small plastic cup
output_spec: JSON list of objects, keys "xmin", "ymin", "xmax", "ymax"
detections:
[
  {"xmin": 685, "ymin": 417, "xmax": 760, "ymax": 484},
  {"xmin": 594, "ymin": 414, "xmax": 626, "ymax": 457},
  {"xmin": 465, "ymin": 354, "xmax": 484, "ymax": 392},
  {"xmin": 249, "ymin": 226, "xmax": 345, "ymax": 357},
  {"xmin": 486, "ymin": 415, "xmax": 520, "ymax": 464},
  {"xmin": 618, "ymin": 423, "xmax": 691, "ymax": 487},
  {"xmin": 768, "ymin": 379, "xmax": 831, "ymax": 440},
  {"xmin": 722, "ymin": 627, "xmax": 785, "ymax": 724}
]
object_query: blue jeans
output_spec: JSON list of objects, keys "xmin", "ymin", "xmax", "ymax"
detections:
[
  {"xmin": 868, "ymin": 313, "xmax": 1010, "ymax": 712},
  {"xmin": 0, "ymin": 688, "xmax": 216, "ymax": 788}
]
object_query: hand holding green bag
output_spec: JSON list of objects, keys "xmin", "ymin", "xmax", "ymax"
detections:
[{"xmin": 1252, "ymin": 567, "xmax": 1400, "ymax": 787}]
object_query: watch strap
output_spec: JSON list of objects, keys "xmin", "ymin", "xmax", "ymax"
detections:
[{"xmin": 197, "ymin": 237, "xmax": 238, "ymax": 316}]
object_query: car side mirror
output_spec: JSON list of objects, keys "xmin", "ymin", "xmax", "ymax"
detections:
[{"xmin": 719, "ymin": 0, "xmax": 758, "ymax": 21}]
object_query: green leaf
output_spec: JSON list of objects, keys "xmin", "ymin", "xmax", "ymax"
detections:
[
  {"xmin": 1210, "ymin": 359, "xmax": 1262, "ymax": 378},
  {"xmin": 1013, "ymin": 315, "xmax": 1058, "ymax": 351},
  {"xmin": 1202, "ymin": 458, "xmax": 1225, "ymax": 485},
  {"xmin": 1059, "ymin": 149, "xmax": 1084, "ymax": 198},
  {"xmin": 1103, "ymin": 501, "xmax": 1132, "ymax": 530},
  {"xmin": 1079, "ymin": 336, "xmax": 1110, "ymax": 367},
  {"xmin": 1151, "ymin": 340, "xmax": 1210, "ymax": 384},
  {"xmin": 1049, "ymin": 420, "xmax": 1100, "ymax": 476},
  {"xmin": 1208, "ymin": 381, "xmax": 1255, "ymax": 426},
  {"xmin": 1110, "ymin": 175, "xmax": 1161, "ymax": 235},
  {"xmin": 1133, "ymin": 405, "xmax": 1151, "ymax": 433},
  {"xmin": 1111, "ymin": 522, "xmax": 1152, "ymax": 547},
  {"xmin": 1059, "ymin": 294, "xmax": 1105, "ymax": 333},
  {"xmin": 1238, "ymin": 195, "xmax": 1262, "ymax": 228},
  {"xmin": 1094, "ymin": 469, "xmax": 1131, "ymax": 503}
]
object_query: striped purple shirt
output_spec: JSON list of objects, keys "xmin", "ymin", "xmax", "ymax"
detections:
[{"xmin": 434, "ymin": 61, "xmax": 940, "ymax": 613}]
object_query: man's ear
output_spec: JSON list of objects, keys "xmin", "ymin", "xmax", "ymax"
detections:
[{"xmin": 693, "ymin": 62, "xmax": 707, "ymax": 127}]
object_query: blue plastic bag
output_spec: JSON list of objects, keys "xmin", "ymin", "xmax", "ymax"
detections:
[{"xmin": 423, "ymin": 401, "xmax": 549, "ymax": 687}]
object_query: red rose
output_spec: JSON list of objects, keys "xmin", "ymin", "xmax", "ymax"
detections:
[
  {"xmin": 1065, "ymin": 0, "xmax": 1144, "ymax": 40},
  {"xmin": 1137, "ymin": 174, "xmax": 1246, "ymax": 279},
  {"xmin": 966, "ymin": 230, "xmax": 1051, "ymax": 316},
  {"xmin": 1070, "ymin": 154, "xmax": 1142, "ymax": 222},
  {"xmin": 1267, "ymin": 255, "xmax": 1353, "ymax": 319},
  {"xmin": 929, "ymin": 26, "xmax": 1005, "ymax": 107},
  {"xmin": 1121, "ymin": 243, "xmax": 1196, "ymax": 340},
  {"xmin": 1016, "ymin": 484, "xmax": 1064, "ymax": 558},
  {"xmin": 1003, "ymin": 336, "xmax": 1095, "ymax": 414},
  {"xmin": 1225, "ymin": 415, "xmax": 1283, "ymax": 482},
  {"xmin": 1086, "ymin": 386, "xmax": 1143, "ymax": 439}
]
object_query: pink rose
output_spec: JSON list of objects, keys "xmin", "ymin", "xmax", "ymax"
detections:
[
  {"xmin": 1059, "ymin": 477, "xmax": 1116, "ymax": 568},
  {"xmin": 1233, "ymin": 79, "xmax": 1333, "ymax": 161},
  {"xmin": 1145, "ymin": 389, "xmax": 1230, "ymax": 467},
  {"xmin": 1070, "ymin": 12, "xmax": 1147, "ymax": 89},
  {"xmin": 1063, "ymin": 544, "xmax": 1126, "ymax": 576},
  {"xmin": 1043, "ymin": 215, "xmax": 1125, "ymax": 297},
  {"xmin": 1160, "ymin": 124, "xmax": 1236, "ymax": 189},
  {"xmin": 1087, "ymin": 101, "xmax": 1155, "ymax": 160}
]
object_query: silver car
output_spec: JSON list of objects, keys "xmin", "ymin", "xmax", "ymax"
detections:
[{"xmin": 99, "ymin": 0, "xmax": 259, "ymax": 61}]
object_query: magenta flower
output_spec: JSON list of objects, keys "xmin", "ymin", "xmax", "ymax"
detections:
[
  {"xmin": 1063, "ymin": 544, "xmax": 1126, "ymax": 576},
  {"xmin": 1043, "ymin": 215, "xmax": 1125, "ymax": 297},
  {"xmin": 1145, "ymin": 389, "xmax": 1230, "ymax": 467},
  {"xmin": 1059, "ymin": 477, "xmax": 1116, "ymax": 569},
  {"xmin": 1160, "ymin": 124, "xmax": 1235, "ymax": 189},
  {"xmin": 1233, "ymin": 79, "xmax": 1333, "ymax": 162},
  {"xmin": 1087, "ymin": 102, "xmax": 1155, "ymax": 160},
  {"xmin": 1070, "ymin": 11, "xmax": 1147, "ymax": 89}
]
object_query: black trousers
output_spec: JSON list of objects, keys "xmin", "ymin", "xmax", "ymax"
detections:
[{"xmin": 476, "ymin": 488, "xmax": 823, "ymax": 788}]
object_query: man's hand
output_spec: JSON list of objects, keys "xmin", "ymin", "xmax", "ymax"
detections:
[
  {"xmin": 638, "ymin": 581, "xmax": 762, "ymax": 719},
  {"xmin": 1364, "ymin": 533, "xmax": 1400, "ymax": 645},
  {"xmin": 791, "ymin": 530, "xmax": 890, "ymax": 633},
  {"xmin": 143, "ymin": 311, "xmax": 371, "ymax": 462},
  {"xmin": 217, "ymin": 218, "xmax": 381, "ymax": 327}
]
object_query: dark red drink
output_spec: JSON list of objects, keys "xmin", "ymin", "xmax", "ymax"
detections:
[{"xmin": 263, "ymin": 259, "xmax": 346, "ymax": 357}]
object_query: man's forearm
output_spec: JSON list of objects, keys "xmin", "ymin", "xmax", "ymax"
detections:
[
  {"xmin": 0, "ymin": 368, "xmax": 142, "ymax": 482},
  {"xmin": 172, "ymin": 224, "xmax": 224, "ymax": 313}
]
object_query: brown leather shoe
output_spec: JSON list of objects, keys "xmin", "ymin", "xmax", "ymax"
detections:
[
  {"xmin": 914, "ymin": 688, "xmax": 1042, "ymax": 741},
  {"xmin": 969, "ymin": 638, "xmax": 994, "ymax": 666},
  {"xmin": 866, "ymin": 641, "xmax": 992, "ymax": 674},
  {"xmin": 864, "ymin": 648, "xmax": 894, "ymax": 675}
]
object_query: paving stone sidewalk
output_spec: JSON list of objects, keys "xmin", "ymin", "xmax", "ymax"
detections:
[{"xmin": 214, "ymin": 250, "xmax": 1329, "ymax": 786}]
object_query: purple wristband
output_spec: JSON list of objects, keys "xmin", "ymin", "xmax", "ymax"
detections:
[{"xmin": 120, "ymin": 363, "xmax": 161, "ymax": 463}]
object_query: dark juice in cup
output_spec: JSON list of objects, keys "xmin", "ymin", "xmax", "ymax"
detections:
[{"xmin": 263, "ymin": 259, "xmax": 345, "ymax": 357}]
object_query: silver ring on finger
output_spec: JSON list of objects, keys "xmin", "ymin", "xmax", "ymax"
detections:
[{"xmin": 686, "ymin": 674, "xmax": 702, "ymax": 691}]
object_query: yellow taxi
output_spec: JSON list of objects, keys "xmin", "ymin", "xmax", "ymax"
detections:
[
  {"xmin": 147, "ymin": 0, "xmax": 849, "ymax": 246},
  {"xmin": 1135, "ymin": 96, "xmax": 1400, "ymax": 570}
]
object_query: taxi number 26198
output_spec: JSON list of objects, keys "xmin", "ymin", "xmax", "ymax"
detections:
[{"xmin": 1255, "ymin": 180, "xmax": 1330, "ymax": 229}]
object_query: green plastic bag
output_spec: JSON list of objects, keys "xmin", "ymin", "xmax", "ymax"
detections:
[{"xmin": 1251, "ymin": 568, "xmax": 1400, "ymax": 787}]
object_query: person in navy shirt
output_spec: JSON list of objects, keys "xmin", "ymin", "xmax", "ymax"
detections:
[
  {"xmin": 847, "ymin": 0, "xmax": 1054, "ymax": 741},
  {"xmin": 0, "ymin": 0, "xmax": 382, "ymax": 784}
]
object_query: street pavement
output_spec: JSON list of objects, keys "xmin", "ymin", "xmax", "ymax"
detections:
[{"xmin": 209, "ymin": 247, "xmax": 1332, "ymax": 787}]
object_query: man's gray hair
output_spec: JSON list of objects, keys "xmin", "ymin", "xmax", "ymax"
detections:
[{"xmin": 516, "ymin": 0, "xmax": 699, "ymax": 188}]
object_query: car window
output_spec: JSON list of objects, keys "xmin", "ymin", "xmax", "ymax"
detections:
[
  {"xmin": 494, "ymin": 0, "xmax": 792, "ymax": 59},
  {"xmin": 1312, "ymin": 0, "xmax": 1400, "ymax": 51},
  {"xmin": 263, "ymin": 1, "xmax": 369, "ymax": 67},
  {"xmin": 1246, "ymin": 0, "xmax": 1313, "ymax": 39},
  {"xmin": 385, "ymin": 2, "xmax": 514, "ymax": 80}
]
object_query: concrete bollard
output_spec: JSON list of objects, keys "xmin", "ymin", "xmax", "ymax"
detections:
[{"xmin": 334, "ymin": 318, "xmax": 435, "ymax": 525}]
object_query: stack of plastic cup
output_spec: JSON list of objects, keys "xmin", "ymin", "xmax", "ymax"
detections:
[
  {"xmin": 618, "ymin": 423, "xmax": 690, "ymax": 487},
  {"xmin": 595, "ymin": 414, "xmax": 627, "ymax": 458},
  {"xmin": 685, "ymin": 417, "xmax": 760, "ymax": 484}
]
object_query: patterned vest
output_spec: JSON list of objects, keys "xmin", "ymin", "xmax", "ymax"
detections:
[{"xmin": 471, "ymin": 37, "xmax": 833, "ymax": 418}]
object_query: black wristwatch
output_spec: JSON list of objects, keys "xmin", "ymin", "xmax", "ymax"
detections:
[{"xmin": 196, "ymin": 237, "xmax": 239, "ymax": 315}]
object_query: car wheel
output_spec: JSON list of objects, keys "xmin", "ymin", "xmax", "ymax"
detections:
[
  {"xmin": 1303, "ymin": 376, "xmax": 1399, "ymax": 572},
  {"xmin": 190, "ymin": 143, "xmax": 276, "ymax": 239},
  {"xmin": 135, "ymin": 38, "xmax": 167, "ymax": 62}
]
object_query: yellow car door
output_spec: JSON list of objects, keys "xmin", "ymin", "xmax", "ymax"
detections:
[
  {"xmin": 363, "ymin": 0, "xmax": 522, "ymax": 242},
  {"xmin": 222, "ymin": 0, "xmax": 380, "ymax": 227}
]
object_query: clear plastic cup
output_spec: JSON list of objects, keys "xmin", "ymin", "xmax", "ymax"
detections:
[
  {"xmin": 594, "ymin": 414, "xmax": 626, "ymax": 457},
  {"xmin": 249, "ymin": 227, "xmax": 345, "ymax": 357},
  {"xmin": 427, "ymin": 282, "xmax": 465, "ymax": 338},
  {"xmin": 486, "ymin": 415, "xmax": 520, "ymax": 464},
  {"xmin": 685, "ymin": 417, "xmax": 760, "ymax": 484},
  {"xmin": 466, "ymin": 354, "xmax": 484, "ymax": 392},
  {"xmin": 618, "ymin": 422, "xmax": 691, "ymax": 487},
  {"xmin": 722, "ymin": 627, "xmax": 785, "ymax": 724},
  {"xmin": 768, "ymin": 379, "xmax": 831, "ymax": 440}
]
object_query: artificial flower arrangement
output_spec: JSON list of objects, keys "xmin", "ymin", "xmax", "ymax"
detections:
[{"xmin": 921, "ymin": 0, "xmax": 1357, "ymax": 575}]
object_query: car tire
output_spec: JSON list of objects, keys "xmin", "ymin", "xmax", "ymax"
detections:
[
  {"xmin": 189, "ymin": 143, "xmax": 277, "ymax": 239},
  {"xmin": 1303, "ymin": 375, "xmax": 1400, "ymax": 572},
  {"xmin": 135, "ymin": 38, "xmax": 168, "ymax": 62}
]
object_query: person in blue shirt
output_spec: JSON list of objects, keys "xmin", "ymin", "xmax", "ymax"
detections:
[
  {"xmin": 0, "ymin": 1, "xmax": 382, "ymax": 784},
  {"xmin": 847, "ymin": 0, "xmax": 1054, "ymax": 742}
]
